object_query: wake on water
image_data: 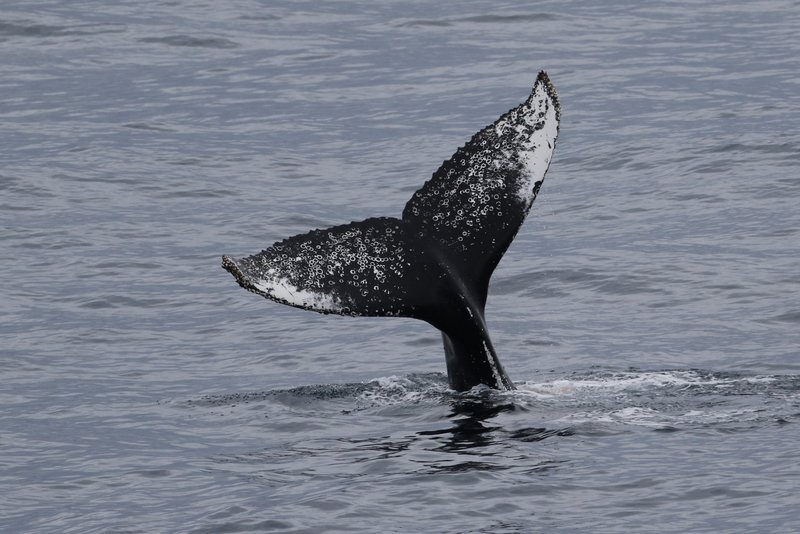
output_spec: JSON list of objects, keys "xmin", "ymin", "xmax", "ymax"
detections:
[{"xmin": 184, "ymin": 368, "xmax": 799, "ymax": 432}]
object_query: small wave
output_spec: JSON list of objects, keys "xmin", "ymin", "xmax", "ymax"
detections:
[
  {"xmin": 395, "ymin": 13, "xmax": 560, "ymax": 28},
  {"xmin": 0, "ymin": 21, "xmax": 125, "ymax": 39},
  {"xmin": 184, "ymin": 382, "xmax": 372, "ymax": 408},
  {"xmin": 763, "ymin": 310, "xmax": 800, "ymax": 324},
  {"xmin": 138, "ymin": 35, "xmax": 239, "ymax": 49},
  {"xmin": 180, "ymin": 373, "xmax": 448, "ymax": 411},
  {"xmin": 122, "ymin": 122, "xmax": 175, "ymax": 132}
]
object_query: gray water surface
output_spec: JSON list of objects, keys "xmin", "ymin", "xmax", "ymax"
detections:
[{"xmin": 2, "ymin": 1, "xmax": 799, "ymax": 532}]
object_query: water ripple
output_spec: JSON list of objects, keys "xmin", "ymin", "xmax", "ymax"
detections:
[{"xmin": 138, "ymin": 35, "xmax": 240, "ymax": 49}]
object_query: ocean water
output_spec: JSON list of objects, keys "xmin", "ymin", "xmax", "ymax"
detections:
[{"xmin": 2, "ymin": 1, "xmax": 799, "ymax": 532}]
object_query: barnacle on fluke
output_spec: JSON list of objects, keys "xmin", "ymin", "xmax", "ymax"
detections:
[{"xmin": 223, "ymin": 71, "xmax": 560, "ymax": 392}]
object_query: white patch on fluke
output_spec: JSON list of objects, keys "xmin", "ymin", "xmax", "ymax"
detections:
[
  {"xmin": 495, "ymin": 80, "xmax": 559, "ymax": 206},
  {"xmin": 253, "ymin": 276, "xmax": 341, "ymax": 312}
]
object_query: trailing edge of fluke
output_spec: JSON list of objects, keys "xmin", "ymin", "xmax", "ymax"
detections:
[{"xmin": 223, "ymin": 71, "xmax": 560, "ymax": 392}]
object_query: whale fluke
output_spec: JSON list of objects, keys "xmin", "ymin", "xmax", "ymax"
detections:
[{"xmin": 223, "ymin": 71, "xmax": 560, "ymax": 392}]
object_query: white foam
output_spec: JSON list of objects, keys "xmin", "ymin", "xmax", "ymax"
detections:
[
  {"xmin": 512, "ymin": 371, "xmax": 781, "ymax": 428},
  {"xmin": 354, "ymin": 375, "xmax": 446, "ymax": 408},
  {"xmin": 516, "ymin": 370, "xmax": 776, "ymax": 397},
  {"xmin": 565, "ymin": 405, "xmax": 769, "ymax": 428}
]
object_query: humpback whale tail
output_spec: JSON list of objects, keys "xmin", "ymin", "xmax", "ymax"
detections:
[{"xmin": 223, "ymin": 71, "xmax": 561, "ymax": 392}]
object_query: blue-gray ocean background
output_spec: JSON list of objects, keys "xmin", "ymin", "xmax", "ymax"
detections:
[{"xmin": 2, "ymin": 1, "xmax": 799, "ymax": 532}]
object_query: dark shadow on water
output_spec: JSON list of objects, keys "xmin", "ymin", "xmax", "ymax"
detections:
[
  {"xmin": 406, "ymin": 395, "xmax": 574, "ymax": 474},
  {"xmin": 416, "ymin": 394, "xmax": 574, "ymax": 454},
  {"xmin": 418, "ymin": 414, "xmax": 501, "ymax": 451}
]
